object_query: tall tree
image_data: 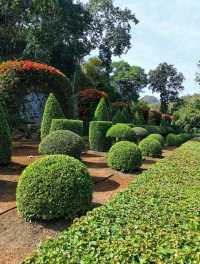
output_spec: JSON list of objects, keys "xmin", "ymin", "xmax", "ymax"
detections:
[
  {"xmin": 148, "ymin": 63, "xmax": 184, "ymax": 113},
  {"xmin": 111, "ymin": 61, "xmax": 147, "ymax": 102},
  {"xmin": 85, "ymin": 0, "xmax": 139, "ymax": 73}
]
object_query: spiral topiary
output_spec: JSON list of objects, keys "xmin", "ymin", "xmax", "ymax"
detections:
[
  {"xmin": 139, "ymin": 138, "xmax": 162, "ymax": 157},
  {"xmin": 147, "ymin": 134, "xmax": 165, "ymax": 146},
  {"xmin": 107, "ymin": 141, "xmax": 142, "ymax": 173},
  {"xmin": 39, "ymin": 130, "xmax": 84, "ymax": 159},
  {"xmin": 16, "ymin": 155, "xmax": 93, "ymax": 220},
  {"xmin": 106, "ymin": 124, "xmax": 137, "ymax": 142}
]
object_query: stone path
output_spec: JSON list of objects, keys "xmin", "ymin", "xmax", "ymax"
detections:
[{"xmin": 0, "ymin": 143, "xmax": 176, "ymax": 264}]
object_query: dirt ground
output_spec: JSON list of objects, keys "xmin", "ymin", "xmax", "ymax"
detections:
[{"xmin": 0, "ymin": 142, "xmax": 176, "ymax": 264}]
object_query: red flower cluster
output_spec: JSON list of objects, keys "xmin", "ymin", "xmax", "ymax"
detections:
[{"xmin": 0, "ymin": 60, "xmax": 66, "ymax": 78}]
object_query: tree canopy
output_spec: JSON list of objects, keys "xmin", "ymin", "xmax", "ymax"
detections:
[{"xmin": 148, "ymin": 63, "xmax": 184, "ymax": 113}]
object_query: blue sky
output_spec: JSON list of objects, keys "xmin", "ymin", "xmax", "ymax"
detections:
[{"xmin": 82, "ymin": 0, "xmax": 200, "ymax": 97}]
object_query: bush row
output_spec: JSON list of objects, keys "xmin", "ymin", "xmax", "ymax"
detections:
[{"xmin": 23, "ymin": 141, "xmax": 200, "ymax": 263}]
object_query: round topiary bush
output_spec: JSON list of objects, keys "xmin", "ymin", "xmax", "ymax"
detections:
[
  {"xmin": 16, "ymin": 155, "xmax": 93, "ymax": 220},
  {"xmin": 39, "ymin": 130, "xmax": 84, "ymax": 159},
  {"xmin": 107, "ymin": 141, "xmax": 142, "ymax": 173},
  {"xmin": 106, "ymin": 124, "xmax": 137, "ymax": 142},
  {"xmin": 132, "ymin": 127, "xmax": 149, "ymax": 141},
  {"xmin": 50, "ymin": 119, "xmax": 83, "ymax": 136},
  {"xmin": 166, "ymin": 133, "xmax": 182, "ymax": 146},
  {"xmin": 139, "ymin": 138, "xmax": 162, "ymax": 157},
  {"xmin": 0, "ymin": 103, "xmax": 11, "ymax": 165},
  {"xmin": 147, "ymin": 133, "xmax": 165, "ymax": 146}
]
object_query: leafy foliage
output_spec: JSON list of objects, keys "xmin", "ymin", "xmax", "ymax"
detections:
[
  {"xmin": 107, "ymin": 141, "xmax": 142, "ymax": 172},
  {"xmin": 50, "ymin": 119, "xmax": 83, "ymax": 136},
  {"xmin": 23, "ymin": 141, "xmax": 200, "ymax": 263},
  {"xmin": 39, "ymin": 130, "xmax": 84, "ymax": 159},
  {"xmin": 94, "ymin": 97, "xmax": 110, "ymax": 121},
  {"xmin": 148, "ymin": 110, "xmax": 162, "ymax": 125},
  {"xmin": 89, "ymin": 121, "xmax": 112, "ymax": 151},
  {"xmin": 16, "ymin": 155, "xmax": 92, "ymax": 221},
  {"xmin": 0, "ymin": 103, "xmax": 11, "ymax": 165},
  {"xmin": 139, "ymin": 138, "xmax": 162, "ymax": 157},
  {"xmin": 106, "ymin": 124, "xmax": 137, "ymax": 142},
  {"xmin": 148, "ymin": 63, "xmax": 184, "ymax": 113},
  {"xmin": 40, "ymin": 94, "xmax": 64, "ymax": 139}
]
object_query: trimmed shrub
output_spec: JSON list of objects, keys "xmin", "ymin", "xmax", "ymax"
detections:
[
  {"xmin": 94, "ymin": 97, "xmax": 109, "ymax": 121},
  {"xmin": 147, "ymin": 133, "xmax": 165, "ymax": 146},
  {"xmin": 106, "ymin": 124, "xmax": 137, "ymax": 142},
  {"xmin": 89, "ymin": 121, "xmax": 112, "ymax": 151},
  {"xmin": 132, "ymin": 127, "xmax": 149, "ymax": 141},
  {"xmin": 0, "ymin": 103, "xmax": 11, "ymax": 165},
  {"xmin": 40, "ymin": 93, "xmax": 64, "ymax": 139},
  {"xmin": 139, "ymin": 138, "xmax": 162, "ymax": 157},
  {"xmin": 23, "ymin": 141, "xmax": 200, "ymax": 263},
  {"xmin": 39, "ymin": 130, "xmax": 84, "ymax": 159},
  {"xmin": 107, "ymin": 141, "xmax": 142, "ymax": 172},
  {"xmin": 50, "ymin": 119, "xmax": 83, "ymax": 136},
  {"xmin": 16, "ymin": 155, "xmax": 92, "ymax": 220},
  {"xmin": 166, "ymin": 133, "xmax": 182, "ymax": 146}
]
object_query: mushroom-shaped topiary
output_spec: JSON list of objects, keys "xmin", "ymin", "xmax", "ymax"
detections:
[
  {"xmin": 147, "ymin": 133, "xmax": 165, "ymax": 146},
  {"xmin": 132, "ymin": 127, "xmax": 149, "ymax": 141},
  {"xmin": 107, "ymin": 141, "xmax": 142, "ymax": 173},
  {"xmin": 139, "ymin": 138, "xmax": 162, "ymax": 157},
  {"xmin": 106, "ymin": 124, "xmax": 137, "ymax": 142},
  {"xmin": 39, "ymin": 130, "xmax": 84, "ymax": 159},
  {"xmin": 16, "ymin": 155, "xmax": 93, "ymax": 220}
]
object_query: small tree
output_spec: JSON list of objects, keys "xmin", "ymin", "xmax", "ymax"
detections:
[
  {"xmin": 94, "ymin": 97, "xmax": 109, "ymax": 121},
  {"xmin": 148, "ymin": 63, "xmax": 184, "ymax": 113},
  {"xmin": 40, "ymin": 93, "xmax": 64, "ymax": 139},
  {"xmin": 0, "ymin": 103, "xmax": 11, "ymax": 165}
]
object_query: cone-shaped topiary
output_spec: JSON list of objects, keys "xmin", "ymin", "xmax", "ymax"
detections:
[
  {"xmin": 139, "ymin": 138, "xmax": 162, "ymax": 157},
  {"xmin": 107, "ymin": 141, "xmax": 142, "ymax": 172},
  {"xmin": 112, "ymin": 110, "xmax": 127, "ymax": 124},
  {"xmin": 16, "ymin": 155, "xmax": 93, "ymax": 220},
  {"xmin": 39, "ymin": 130, "xmax": 84, "ymax": 159},
  {"xmin": 0, "ymin": 103, "xmax": 11, "ymax": 165},
  {"xmin": 94, "ymin": 97, "xmax": 109, "ymax": 121},
  {"xmin": 40, "ymin": 93, "xmax": 65, "ymax": 139}
]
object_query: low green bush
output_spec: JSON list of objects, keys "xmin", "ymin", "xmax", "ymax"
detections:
[
  {"xmin": 107, "ymin": 141, "xmax": 142, "ymax": 172},
  {"xmin": 50, "ymin": 119, "xmax": 83, "ymax": 136},
  {"xmin": 39, "ymin": 130, "xmax": 84, "ymax": 159},
  {"xmin": 23, "ymin": 141, "xmax": 200, "ymax": 263},
  {"xmin": 147, "ymin": 133, "xmax": 165, "ymax": 146},
  {"xmin": 106, "ymin": 124, "xmax": 137, "ymax": 142},
  {"xmin": 16, "ymin": 155, "xmax": 92, "ymax": 221},
  {"xmin": 89, "ymin": 121, "xmax": 112, "ymax": 151},
  {"xmin": 139, "ymin": 138, "xmax": 162, "ymax": 157},
  {"xmin": 131, "ymin": 127, "xmax": 149, "ymax": 141},
  {"xmin": 0, "ymin": 103, "xmax": 11, "ymax": 165},
  {"xmin": 166, "ymin": 133, "xmax": 182, "ymax": 146}
]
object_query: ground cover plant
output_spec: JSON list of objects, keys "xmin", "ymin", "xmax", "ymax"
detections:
[
  {"xmin": 23, "ymin": 141, "xmax": 200, "ymax": 263},
  {"xmin": 17, "ymin": 155, "xmax": 93, "ymax": 221},
  {"xmin": 39, "ymin": 130, "xmax": 84, "ymax": 159},
  {"xmin": 107, "ymin": 141, "xmax": 142, "ymax": 172}
]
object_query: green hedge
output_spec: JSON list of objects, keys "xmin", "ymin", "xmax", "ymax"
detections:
[
  {"xmin": 17, "ymin": 155, "xmax": 92, "ymax": 221},
  {"xmin": 89, "ymin": 121, "xmax": 112, "ymax": 152},
  {"xmin": 107, "ymin": 141, "xmax": 142, "ymax": 172},
  {"xmin": 23, "ymin": 141, "xmax": 200, "ymax": 263},
  {"xmin": 50, "ymin": 119, "xmax": 83, "ymax": 136},
  {"xmin": 0, "ymin": 103, "xmax": 11, "ymax": 165}
]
